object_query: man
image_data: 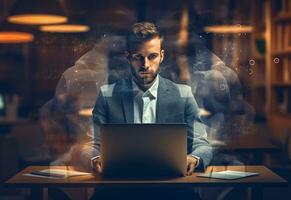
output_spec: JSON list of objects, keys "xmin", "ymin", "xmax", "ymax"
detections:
[{"xmin": 87, "ymin": 22, "xmax": 212, "ymax": 176}]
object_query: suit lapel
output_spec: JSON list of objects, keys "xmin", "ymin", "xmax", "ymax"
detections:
[
  {"xmin": 156, "ymin": 77, "xmax": 169, "ymax": 123},
  {"xmin": 121, "ymin": 79, "xmax": 134, "ymax": 123}
]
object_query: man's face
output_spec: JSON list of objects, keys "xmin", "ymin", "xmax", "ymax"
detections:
[{"xmin": 128, "ymin": 37, "xmax": 164, "ymax": 89}]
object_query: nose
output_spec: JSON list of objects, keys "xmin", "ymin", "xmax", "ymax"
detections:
[{"xmin": 141, "ymin": 57, "xmax": 150, "ymax": 69}]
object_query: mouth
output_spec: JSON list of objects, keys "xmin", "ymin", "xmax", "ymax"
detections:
[{"xmin": 138, "ymin": 72, "xmax": 152, "ymax": 76}]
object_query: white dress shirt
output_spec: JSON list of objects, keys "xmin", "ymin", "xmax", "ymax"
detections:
[{"xmin": 132, "ymin": 75, "xmax": 159, "ymax": 123}]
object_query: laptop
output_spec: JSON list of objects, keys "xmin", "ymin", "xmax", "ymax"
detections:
[{"xmin": 100, "ymin": 124, "xmax": 187, "ymax": 178}]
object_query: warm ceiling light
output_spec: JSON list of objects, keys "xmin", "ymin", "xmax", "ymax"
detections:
[
  {"xmin": 8, "ymin": 14, "xmax": 68, "ymax": 25},
  {"xmin": 8, "ymin": 0, "xmax": 66, "ymax": 25},
  {"xmin": 204, "ymin": 25, "xmax": 253, "ymax": 34},
  {"xmin": 0, "ymin": 32, "xmax": 34, "ymax": 43},
  {"xmin": 40, "ymin": 24, "xmax": 90, "ymax": 33}
]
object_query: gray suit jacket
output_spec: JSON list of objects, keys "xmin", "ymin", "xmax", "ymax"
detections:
[{"xmin": 83, "ymin": 76, "xmax": 212, "ymax": 170}]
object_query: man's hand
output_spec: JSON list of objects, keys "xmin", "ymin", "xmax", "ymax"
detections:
[
  {"xmin": 186, "ymin": 155, "xmax": 199, "ymax": 176},
  {"xmin": 92, "ymin": 157, "xmax": 102, "ymax": 173}
]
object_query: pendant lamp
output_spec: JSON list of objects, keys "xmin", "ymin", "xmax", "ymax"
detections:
[{"xmin": 7, "ymin": 0, "xmax": 68, "ymax": 25}]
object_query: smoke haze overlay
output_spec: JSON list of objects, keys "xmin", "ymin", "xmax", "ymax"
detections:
[{"xmin": 40, "ymin": 17, "xmax": 255, "ymax": 172}]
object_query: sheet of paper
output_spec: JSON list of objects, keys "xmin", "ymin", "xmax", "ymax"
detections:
[
  {"xmin": 24, "ymin": 173, "xmax": 61, "ymax": 179},
  {"xmin": 24, "ymin": 169, "xmax": 91, "ymax": 179},
  {"xmin": 196, "ymin": 170, "xmax": 259, "ymax": 180}
]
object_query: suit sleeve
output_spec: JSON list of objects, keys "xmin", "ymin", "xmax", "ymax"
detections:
[{"xmin": 185, "ymin": 86, "xmax": 213, "ymax": 170}]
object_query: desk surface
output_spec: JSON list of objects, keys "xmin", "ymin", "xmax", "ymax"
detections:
[
  {"xmin": 214, "ymin": 133, "xmax": 279, "ymax": 152},
  {"xmin": 0, "ymin": 118, "xmax": 29, "ymax": 125},
  {"xmin": 5, "ymin": 166, "xmax": 287, "ymax": 188}
]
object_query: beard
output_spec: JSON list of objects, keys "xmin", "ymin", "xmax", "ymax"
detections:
[{"xmin": 131, "ymin": 66, "xmax": 159, "ymax": 90}]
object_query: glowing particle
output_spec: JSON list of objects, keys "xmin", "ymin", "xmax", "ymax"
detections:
[
  {"xmin": 75, "ymin": 70, "xmax": 78, "ymax": 73},
  {"xmin": 220, "ymin": 84, "xmax": 226, "ymax": 90},
  {"xmin": 103, "ymin": 34, "xmax": 106, "ymax": 37},
  {"xmin": 249, "ymin": 59, "xmax": 255, "ymax": 66},
  {"xmin": 274, "ymin": 57, "xmax": 280, "ymax": 64}
]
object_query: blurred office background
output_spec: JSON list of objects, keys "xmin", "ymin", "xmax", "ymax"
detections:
[{"xmin": 0, "ymin": 0, "xmax": 291, "ymax": 199}]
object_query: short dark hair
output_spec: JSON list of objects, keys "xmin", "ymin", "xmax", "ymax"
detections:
[{"xmin": 126, "ymin": 22, "xmax": 164, "ymax": 53}]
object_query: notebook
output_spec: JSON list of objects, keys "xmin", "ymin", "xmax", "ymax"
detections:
[
  {"xmin": 196, "ymin": 170, "xmax": 259, "ymax": 180},
  {"xmin": 25, "ymin": 169, "xmax": 90, "ymax": 179}
]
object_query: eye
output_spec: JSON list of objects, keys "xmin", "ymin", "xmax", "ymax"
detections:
[
  {"xmin": 148, "ymin": 54, "xmax": 158, "ymax": 60},
  {"xmin": 131, "ymin": 54, "xmax": 143, "ymax": 61}
]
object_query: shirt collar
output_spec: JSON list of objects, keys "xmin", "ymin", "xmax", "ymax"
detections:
[{"xmin": 132, "ymin": 75, "xmax": 159, "ymax": 99}]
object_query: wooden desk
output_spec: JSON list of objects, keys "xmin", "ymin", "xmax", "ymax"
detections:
[
  {"xmin": 0, "ymin": 118, "xmax": 29, "ymax": 134},
  {"xmin": 212, "ymin": 133, "xmax": 281, "ymax": 165},
  {"xmin": 224, "ymin": 133, "xmax": 278, "ymax": 152},
  {"xmin": 5, "ymin": 165, "xmax": 287, "ymax": 200}
]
